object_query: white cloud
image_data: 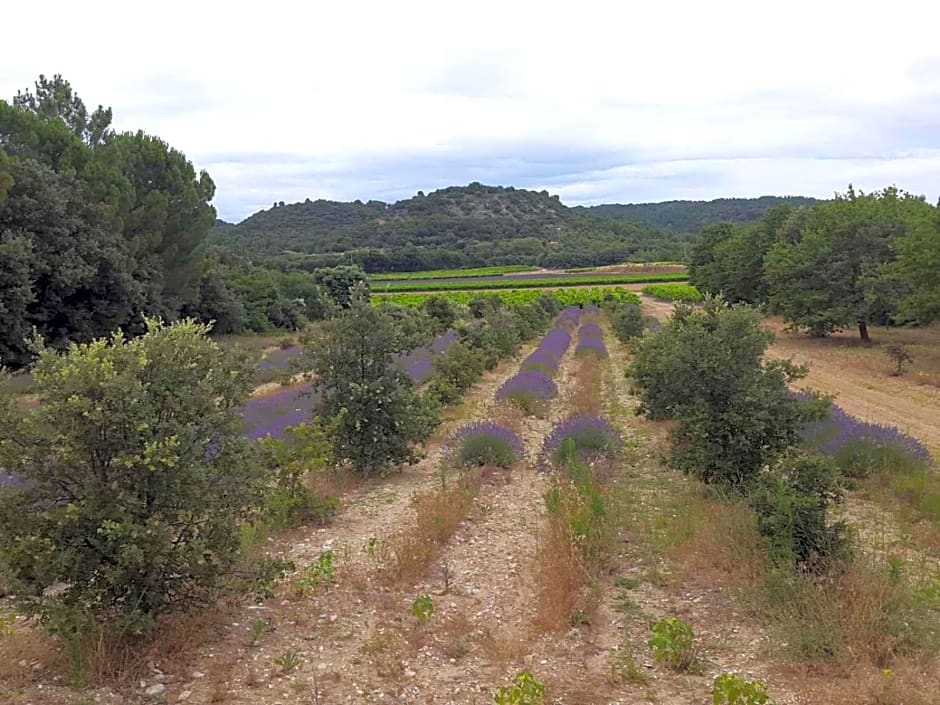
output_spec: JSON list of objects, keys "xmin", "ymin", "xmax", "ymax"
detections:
[{"xmin": 3, "ymin": 0, "xmax": 940, "ymax": 220}]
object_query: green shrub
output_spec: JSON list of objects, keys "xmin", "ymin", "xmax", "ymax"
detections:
[
  {"xmin": 750, "ymin": 455, "xmax": 852, "ymax": 571},
  {"xmin": 631, "ymin": 300, "xmax": 827, "ymax": 490},
  {"xmin": 493, "ymin": 671, "xmax": 545, "ymax": 705},
  {"xmin": 712, "ymin": 673, "xmax": 778, "ymax": 705},
  {"xmin": 431, "ymin": 342, "xmax": 486, "ymax": 403},
  {"xmin": 410, "ymin": 594, "xmax": 434, "ymax": 623},
  {"xmin": 422, "ymin": 294, "xmax": 458, "ymax": 333},
  {"xmin": 0, "ymin": 320, "xmax": 262, "ymax": 635},
  {"xmin": 608, "ymin": 302, "xmax": 645, "ymax": 342},
  {"xmin": 648, "ymin": 616, "xmax": 696, "ymax": 672}
]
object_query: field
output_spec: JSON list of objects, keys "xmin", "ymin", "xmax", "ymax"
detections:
[
  {"xmin": 374, "ymin": 286, "xmax": 641, "ymax": 308},
  {"xmin": 372, "ymin": 271, "xmax": 688, "ymax": 292},
  {"xmin": 3, "ymin": 284, "xmax": 939, "ymax": 705},
  {"xmin": 370, "ymin": 265, "xmax": 537, "ymax": 280}
]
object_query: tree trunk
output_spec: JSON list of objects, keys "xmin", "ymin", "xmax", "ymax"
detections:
[{"xmin": 858, "ymin": 320, "xmax": 870, "ymax": 342}]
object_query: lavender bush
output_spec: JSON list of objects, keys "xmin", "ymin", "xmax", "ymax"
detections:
[
  {"xmin": 575, "ymin": 322, "xmax": 608, "ymax": 358},
  {"xmin": 802, "ymin": 403, "xmax": 933, "ymax": 477},
  {"xmin": 540, "ymin": 413, "xmax": 621, "ymax": 471},
  {"xmin": 446, "ymin": 421, "xmax": 524, "ymax": 468},
  {"xmin": 496, "ymin": 369, "xmax": 558, "ymax": 415},
  {"xmin": 521, "ymin": 326, "xmax": 571, "ymax": 375},
  {"xmin": 556, "ymin": 306, "xmax": 582, "ymax": 329}
]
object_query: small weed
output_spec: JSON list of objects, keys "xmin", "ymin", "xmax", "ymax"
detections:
[
  {"xmin": 247, "ymin": 619, "xmax": 268, "ymax": 647},
  {"xmin": 493, "ymin": 671, "xmax": 545, "ymax": 705},
  {"xmin": 711, "ymin": 673, "xmax": 777, "ymax": 705},
  {"xmin": 364, "ymin": 537, "xmax": 379, "ymax": 557},
  {"xmin": 0, "ymin": 612, "xmax": 15, "ymax": 636},
  {"xmin": 293, "ymin": 550, "xmax": 336, "ymax": 597},
  {"xmin": 614, "ymin": 576, "xmax": 641, "ymax": 590},
  {"xmin": 411, "ymin": 594, "xmax": 435, "ymax": 624},
  {"xmin": 648, "ymin": 616, "xmax": 696, "ymax": 672},
  {"xmin": 609, "ymin": 640, "xmax": 648, "ymax": 684},
  {"xmin": 569, "ymin": 609, "xmax": 591, "ymax": 626},
  {"xmin": 274, "ymin": 649, "xmax": 302, "ymax": 674}
]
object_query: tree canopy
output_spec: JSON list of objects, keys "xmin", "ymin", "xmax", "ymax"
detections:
[{"xmin": 0, "ymin": 76, "xmax": 221, "ymax": 367}]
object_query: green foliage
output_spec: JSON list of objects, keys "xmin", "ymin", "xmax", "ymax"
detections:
[
  {"xmin": 630, "ymin": 300, "xmax": 826, "ymax": 489},
  {"xmin": 422, "ymin": 293, "xmax": 459, "ymax": 332},
  {"xmin": 764, "ymin": 187, "xmax": 935, "ymax": 339},
  {"xmin": 293, "ymin": 550, "xmax": 336, "ymax": 596},
  {"xmin": 890, "ymin": 203, "xmax": 940, "ymax": 324},
  {"xmin": 607, "ymin": 302, "xmax": 645, "ymax": 342},
  {"xmin": 885, "ymin": 343, "xmax": 913, "ymax": 376},
  {"xmin": 0, "ymin": 320, "xmax": 261, "ymax": 632},
  {"xmin": 578, "ymin": 196, "xmax": 820, "ymax": 232},
  {"xmin": 456, "ymin": 434, "xmax": 519, "ymax": 468},
  {"xmin": 711, "ymin": 673, "xmax": 778, "ymax": 705},
  {"xmin": 493, "ymin": 671, "xmax": 545, "ymax": 705},
  {"xmin": 247, "ymin": 619, "xmax": 268, "ymax": 646},
  {"xmin": 209, "ymin": 183, "xmax": 696, "ymax": 272},
  {"xmin": 313, "ymin": 286, "xmax": 437, "ymax": 474},
  {"xmin": 749, "ymin": 455, "xmax": 852, "ymax": 570},
  {"xmin": 376, "ymin": 271, "xmax": 687, "ymax": 293},
  {"xmin": 642, "ymin": 283, "xmax": 703, "ymax": 302},
  {"xmin": 258, "ymin": 421, "xmax": 338, "ymax": 530},
  {"xmin": 429, "ymin": 342, "xmax": 486, "ymax": 404},
  {"xmin": 372, "ymin": 265, "xmax": 535, "ymax": 280},
  {"xmin": 0, "ymin": 611, "xmax": 15, "ymax": 636},
  {"xmin": 410, "ymin": 594, "xmax": 434, "ymax": 623},
  {"xmin": 0, "ymin": 77, "xmax": 218, "ymax": 367},
  {"xmin": 648, "ymin": 616, "xmax": 696, "ymax": 672},
  {"xmin": 314, "ymin": 264, "xmax": 368, "ymax": 308},
  {"xmin": 377, "ymin": 286, "xmax": 640, "ymax": 309},
  {"xmin": 274, "ymin": 649, "xmax": 302, "ymax": 673}
]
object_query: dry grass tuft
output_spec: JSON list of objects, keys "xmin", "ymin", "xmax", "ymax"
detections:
[
  {"xmin": 381, "ymin": 471, "xmax": 481, "ymax": 584},
  {"xmin": 532, "ymin": 515, "xmax": 589, "ymax": 632},
  {"xmin": 572, "ymin": 355, "xmax": 603, "ymax": 414}
]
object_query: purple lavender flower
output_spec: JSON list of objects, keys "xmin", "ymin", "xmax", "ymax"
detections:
[
  {"xmin": 539, "ymin": 413, "xmax": 621, "ymax": 471},
  {"xmin": 556, "ymin": 306, "xmax": 582, "ymax": 329},
  {"xmin": 258, "ymin": 345, "xmax": 304, "ymax": 371},
  {"xmin": 446, "ymin": 421, "xmax": 524, "ymax": 468},
  {"xmin": 802, "ymin": 403, "xmax": 932, "ymax": 469},
  {"xmin": 241, "ymin": 382, "xmax": 321, "ymax": 440},
  {"xmin": 575, "ymin": 322, "xmax": 608, "ymax": 358},
  {"xmin": 496, "ymin": 370, "xmax": 558, "ymax": 412}
]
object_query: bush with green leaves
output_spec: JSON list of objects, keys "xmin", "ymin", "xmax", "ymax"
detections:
[
  {"xmin": 493, "ymin": 671, "xmax": 545, "ymax": 705},
  {"xmin": 608, "ymin": 302, "xmax": 645, "ymax": 342},
  {"xmin": 711, "ymin": 673, "xmax": 778, "ymax": 705},
  {"xmin": 422, "ymin": 294, "xmax": 458, "ymax": 333},
  {"xmin": 630, "ymin": 299, "xmax": 827, "ymax": 489},
  {"xmin": 312, "ymin": 285, "xmax": 438, "ymax": 475},
  {"xmin": 648, "ymin": 616, "xmax": 696, "ymax": 672},
  {"xmin": 258, "ymin": 421, "xmax": 338, "ymax": 529},
  {"xmin": 411, "ymin": 593, "xmax": 434, "ymax": 623},
  {"xmin": 0, "ymin": 320, "xmax": 263, "ymax": 636},
  {"xmin": 749, "ymin": 454, "xmax": 852, "ymax": 571},
  {"xmin": 429, "ymin": 342, "xmax": 486, "ymax": 404}
]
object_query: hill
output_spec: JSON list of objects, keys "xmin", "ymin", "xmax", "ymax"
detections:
[
  {"xmin": 209, "ymin": 183, "xmax": 695, "ymax": 272},
  {"xmin": 209, "ymin": 186, "xmax": 820, "ymax": 273},
  {"xmin": 573, "ymin": 196, "xmax": 822, "ymax": 232}
]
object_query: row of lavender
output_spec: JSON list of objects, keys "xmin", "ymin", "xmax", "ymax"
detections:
[
  {"xmin": 242, "ymin": 331, "xmax": 458, "ymax": 439},
  {"xmin": 801, "ymin": 401, "xmax": 933, "ymax": 473},
  {"xmin": 444, "ymin": 307, "xmax": 625, "ymax": 472},
  {"xmin": 444, "ymin": 307, "xmax": 582, "ymax": 468},
  {"xmin": 493, "ymin": 306, "xmax": 581, "ymax": 415}
]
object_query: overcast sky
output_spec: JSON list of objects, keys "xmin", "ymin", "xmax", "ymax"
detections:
[{"xmin": 4, "ymin": 0, "xmax": 940, "ymax": 222}]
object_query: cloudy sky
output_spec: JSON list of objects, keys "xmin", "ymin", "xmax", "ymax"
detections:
[{"xmin": 3, "ymin": 0, "xmax": 940, "ymax": 221}]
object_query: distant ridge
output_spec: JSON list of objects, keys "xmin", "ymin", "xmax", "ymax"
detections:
[{"xmin": 572, "ymin": 196, "xmax": 822, "ymax": 232}]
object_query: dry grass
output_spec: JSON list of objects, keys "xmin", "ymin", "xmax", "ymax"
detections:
[
  {"xmin": 381, "ymin": 470, "xmax": 481, "ymax": 584},
  {"xmin": 532, "ymin": 514, "xmax": 588, "ymax": 632},
  {"xmin": 0, "ymin": 607, "xmax": 227, "ymax": 689},
  {"xmin": 571, "ymin": 355, "xmax": 603, "ymax": 414}
]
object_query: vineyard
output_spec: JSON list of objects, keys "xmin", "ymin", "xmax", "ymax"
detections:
[
  {"xmin": 375, "ymin": 286, "xmax": 641, "ymax": 308},
  {"xmin": 372, "ymin": 271, "xmax": 688, "ymax": 293},
  {"xmin": 641, "ymin": 282, "xmax": 703, "ymax": 302}
]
